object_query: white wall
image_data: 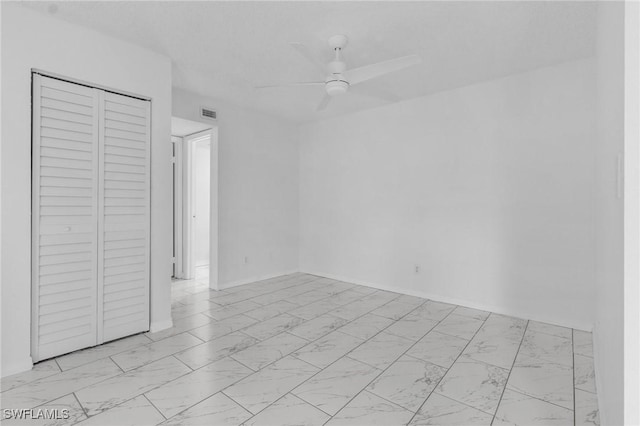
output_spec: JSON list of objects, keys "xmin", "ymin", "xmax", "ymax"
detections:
[
  {"xmin": 593, "ymin": 2, "xmax": 625, "ymax": 425},
  {"xmin": 1, "ymin": 4, "xmax": 173, "ymax": 376},
  {"xmin": 624, "ymin": 3, "xmax": 640, "ymax": 424},
  {"xmin": 299, "ymin": 58, "xmax": 597, "ymax": 330},
  {"xmin": 173, "ymin": 88, "xmax": 299, "ymax": 288}
]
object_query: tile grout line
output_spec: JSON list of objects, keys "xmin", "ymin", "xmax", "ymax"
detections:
[
  {"xmin": 500, "ymin": 384, "xmax": 577, "ymax": 412},
  {"xmin": 171, "ymin": 354, "xmax": 195, "ymax": 372},
  {"xmin": 53, "ymin": 358, "xmax": 63, "ymax": 373},
  {"xmin": 46, "ymin": 331, "xmax": 154, "ymax": 373},
  {"xmin": 77, "ymin": 390, "xmax": 164, "ymax": 420},
  {"xmin": 71, "ymin": 391, "xmax": 91, "ymax": 420},
  {"xmin": 86, "ymin": 362, "xmax": 196, "ymax": 418},
  {"xmin": 235, "ymin": 286, "xmax": 402, "ymax": 350},
  {"xmin": 219, "ymin": 390, "xmax": 257, "ymax": 420},
  {"xmin": 146, "ymin": 363, "xmax": 255, "ymax": 422},
  {"xmin": 227, "ymin": 302, "xmax": 388, "ymax": 378},
  {"xmin": 289, "ymin": 298, "xmax": 424, "ymax": 372},
  {"xmin": 160, "ymin": 291, "xmax": 445, "ymax": 424},
  {"xmin": 406, "ymin": 311, "xmax": 497, "ymax": 425},
  {"xmin": 135, "ymin": 306, "xmax": 325, "ymax": 376},
  {"xmin": 191, "ymin": 280, "xmax": 290, "ymax": 309},
  {"xmin": 1, "ymin": 363, "xmax": 62, "ymax": 393},
  {"xmin": 2, "ymin": 280, "xmax": 367, "ymax": 417},
  {"xmin": 287, "ymin": 320, "xmax": 341, "ymax": 342},
  {"xmin": 6, "ymin": 363, "xmax": 124, "ymax": 411},
  {"xmin": 431, "ymin": 391, "xmax": 500, "ymax": 418},
  {"xmin": 80, "ymin": 388, "xmax": 183, "ymax": 422},
  {"xmin": 22, "ymin": 389, "xmax": 95, "ymax": 422},
  {"xmin": 122, "ymin": 279, "xmax": 333, "ymax": 373},
  {"xmin": 142, "ymin": 393, "xmax": 167, "ymax": 420},
  {"xmin": 135, "ymin": 278, "xmax": 376, "ymax": 421},
  {"xmin": 324, "ymin": 292, "xmax": 405, "ymax": 323},
  {"xmin": 158, "ymin": 278, "xmax": 572, "ymax": 423},
  {"xmin": 401, "ymin": 351, "xmax": 451, "ymax": 370},
  {"xmin": 307, "ymin": 301, "xmax": 470, "ymax": 425},
  {"xmin": 225, "ymin": 286, "xmax": 425, "ymax": 421},
  {"xmin": 107, "ymin": 335, "xmax": 205, "ymax": 372},
  {"xmin": 12, "ymin": 274, "xmax": 585, "ymax": 426},
  {"xmin": 109, "ymin": 355, "xmax": 125, "ymax": 373},
  {"xmin": 239, "ymin": 389, "xmax": 331, "ymax": 425},
  {"xmin": 210, "ymin": 275, "xmax": 325, "ymax": 307},
  {"xmin": 4, "ymin": 275, "xmax": 325, "ymax": 410},
  {"xmin": 571, "ymin": 329, "xmax": 576, "ymax": 426},
  {"xmin": 358, "ymin": 387, "xmax": 421, "ymax": 415},
  {"xmin": 63, "ymin": 280, "xmax": 314, "ymax": 373},
  {"xmin": 227, "ymin": 354, "xmax": 260, "ymax": 373},
  {"xmin": 67, "ymin": 348, "xmax": 208, "ymax": 420},
  {"xmin": 489, "ymin": 319, "xmax": 530, "ymax": 425},
  {"xmin": 184, "ymin": 313, "xmax": 256, "ymax": 342},
  {"xmin": 145, "ymin": 313, "xmax": 215, "ymax": 343},
  {"xmin": 211, "ymin": 273, "xmax": 303, "ymax": 297},
  {"xmin": 286, "ymin": 285, "xmax": 383, "ymax": 321},
  {"xmin": 290, "ymin": 392, "xmax": 335, "ymax": 417},
  {"xmin": 227, "ymin": 330, "xmax": 310, "ymax": 368},
  {"xmin": 205, "ymin": 280, "xmax": 357, "ymax": 325}
]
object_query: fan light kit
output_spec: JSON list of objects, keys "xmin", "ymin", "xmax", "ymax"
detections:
[
  {"xmin": 256, "ymin": 34, "xmax": 422, "ymax": 111},
  {"xmin": 324, "ymin": 35, "xmax": 350, "ymax": 96}
]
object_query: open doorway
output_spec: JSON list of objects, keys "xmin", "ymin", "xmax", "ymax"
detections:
[
  {"xmin": 188, "ymin": 132, "xmax": 211, "ymax": 281},
  {"xmin": 170, "ymin": 117, "xmax": 218, "ymax": 289}
]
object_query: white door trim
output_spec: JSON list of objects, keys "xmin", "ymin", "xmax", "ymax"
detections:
[
  {"xmin": 172, "ymin": 136, "xmax": 184, "ymax": 279},
  {"xmin": 181, "ymin": 128, "xmax": 218, "ymax": 289},
  {"xmin": 209, "ymin": 127, "xmax": 219, "ymax": 290},
  {"xmin": 185, "ymin": 130, "xmax": 210, "ymax": 280}
]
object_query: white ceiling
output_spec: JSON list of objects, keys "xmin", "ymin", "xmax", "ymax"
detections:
[{"xmin": 24, "ymin": 1, "xmax": 597, "ymax": 123}]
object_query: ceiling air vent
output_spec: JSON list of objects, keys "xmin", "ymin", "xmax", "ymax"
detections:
[{"xmin": 200, "ymin": 107, "xmax": 217, "ymax": 121}]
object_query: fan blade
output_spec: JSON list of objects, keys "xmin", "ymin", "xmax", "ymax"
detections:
[
  {"xmin": 349, "ymin": 84, "xmax": 401, "ymax": 103},
  {"xmin": 345, "ymin": 54, "xmax": 421, "ymax": 85},
  {"xmin": 290, "ymin": 42, "xmax": 327, "ymax": 76},
  {"xmin": 317, "ymin": 94, "xmax": 331, "ymax": 111},
  {"xmin": 255, "ymin": 82, "xmax": 324, "ymax": 90}
]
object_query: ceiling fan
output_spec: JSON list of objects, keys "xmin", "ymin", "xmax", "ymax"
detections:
[{"xmin": 256, "ymin": 35, "xmax": 422, "ymax": 111}]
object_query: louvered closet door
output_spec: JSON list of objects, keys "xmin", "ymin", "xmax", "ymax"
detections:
[
  {"xmin": 32, "ymin": 75, "xmax": 100, "ymax": 362},
  {"xmin": 99, "ymin": 91, "xmax": 150, "ymax": 342}
]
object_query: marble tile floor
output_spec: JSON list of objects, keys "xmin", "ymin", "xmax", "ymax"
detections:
[{"xmin": 0, "ymin": 273, "xmax": 600, "ymax": 426}]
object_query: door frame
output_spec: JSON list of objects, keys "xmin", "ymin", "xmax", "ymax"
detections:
[
  {"xmin": 177, "ymin": 128, "xmax": 218, "ymax": 289},
  {"xmin": 171, "ymin": 136, "xmax": 184, "ymax": 279},
  {"xmin": 184, "ymin": 132, "xmax": 207, "ymax": 280}
]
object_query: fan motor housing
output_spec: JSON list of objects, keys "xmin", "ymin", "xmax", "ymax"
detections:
[{"xmin": 325, "ymin": 78, "xmax": 349, "ymax": 96}]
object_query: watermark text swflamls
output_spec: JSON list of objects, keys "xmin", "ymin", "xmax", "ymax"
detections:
[{"xmin": 3, "ymin": 408, "xmax": 70, "ymax": 420}]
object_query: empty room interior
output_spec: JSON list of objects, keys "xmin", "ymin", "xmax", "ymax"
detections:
[{"xmin": 1, "ymin": 1, "xmax": 639, "ymax": 426}]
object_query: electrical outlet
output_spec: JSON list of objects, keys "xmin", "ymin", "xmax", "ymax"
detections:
[
  {"xmin": 414, "ymin": 265, "xmax": 420, "ymax": 274},
  {"xmin": 244, "ymin": 256, "xmax": 249, "ymax": 264}
]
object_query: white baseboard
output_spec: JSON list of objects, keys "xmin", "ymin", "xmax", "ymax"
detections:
[
  {"xmin": 302, "ymin": 270, "xmax": 594, "ymax": 332},
  {"xmin": 149, "ymin": 318, "xmax": 173, "ymax": 333},
  {"xmin": 2, "ymin": 356, "xmax": 33, "ymax": 378},
  {"xmin": 218, "ymin": 269, "xmax": 298, "ymax": 290}
]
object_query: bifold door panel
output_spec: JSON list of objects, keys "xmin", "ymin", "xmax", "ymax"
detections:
[
  {"xmin": 32, "ymin": 76, "xmax": 100, "ymax": 361},
  {"xmin": 32, "ymin": 74, "xmax": 150, "ymax": 362},
  {"xmin": 99, "ymin": 91, "xmax": 150, "ymax": 343}
]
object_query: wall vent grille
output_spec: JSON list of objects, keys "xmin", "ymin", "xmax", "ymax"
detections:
[{"xmin": 200, "ymin": 107, "xmax": 217, "ymax": 120}]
